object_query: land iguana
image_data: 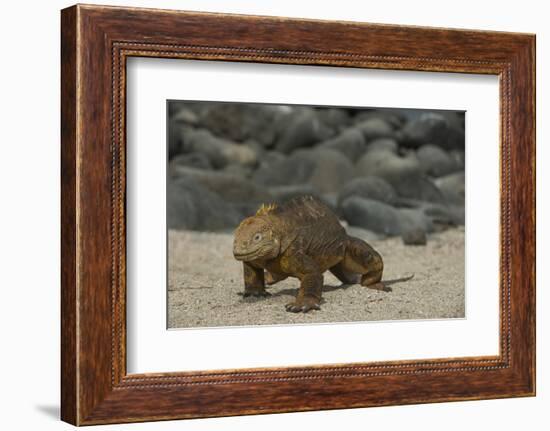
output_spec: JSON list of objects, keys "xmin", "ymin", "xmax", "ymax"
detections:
[{"xmin": 233, "ymin": 195, "xmax": 409, "ymax": 313}]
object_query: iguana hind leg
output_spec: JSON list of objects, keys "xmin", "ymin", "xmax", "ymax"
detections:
[
  {"xmin": 341, "ymin": 236, "xmax": 390, "ymax": 292},
  {"xmin": 329, "ymin": 262, "xmax": 360, "ymax": 285}
]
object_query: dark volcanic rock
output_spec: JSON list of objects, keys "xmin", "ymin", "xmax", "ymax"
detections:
[
  {"xmin": 316, "ymin": 108, "xmax": 352, "ymax": 133},
  {"xmin": 198, "ymin": 103, "xmax": 285, "ymax": 147},
  {"xmin": 182, "ymin": 128, "xmax": 258, "ymax": 169},
  {"xmin": 294, "ymin": 149, "xmax": 355, "ymax": 194},
  {"xmin": 356, "ymin": 150, "xmax": 421, "ymax": 183},
  {"xmin": 167, "ymin": 178, "xmax": 198, "ymax": 230},
  {"xmin": 168, "ymin": 101, "xmax": 208, "ymax": 118},
  {"xmin": 221, "ymin": 163, "xmax": 254, "ymax": 179},
  {"xmin": 169, "ymin": 166, "xmax": 272, "ymax": 204},
  {"xmin": 231, "ymin": 202, "xmax": 263, "ymax": 219},
  {"xmin": 171, "ymin": 107, "xmax": 200, "ymax": 126},
  {"xmin": 400, "ymin": 112, "xmax": 465, "ymax": 150},
  {"xmin": 356, "ymin": 150, "xmax": 445, "ymax": 203},
  {"xmin": 449, "ymin": 149, "xmax": 466, "ymax": 169},
  {"xmin": 167, "ymin": 177, "xmax": 242, "ymax": 231},
  {"xmin": 253, "ymin": 151, "xmax": 316, "ymax": 187},
  {"xmin": 419, "ymin": 202, "xmax": 457, "ymax": 226},
  {"xmin": 321, "ymin": 193, "xmax": 339, "ymax": 213},
  {"xmin": 268, "ymin": 184, "xmax": 319, "ymax": 204},
  {"xmin": 397, "ymin": 199, "xmax": 464, "ymax": 227},
  {"xmin": 402, "ymin": 228, "xmax": 428, "ymax": 246},
  {"xmin": 366, "ymin": 138, "xmax": 399, "ymax": 154},
  {"xmin": 340, "ymin": 197, "xmax": 402, "ymax": 236},
  {"xmin": 435, "ymin": 172, "xmax": 466, "ymax": 206},
  {"xmin": 319, "ymin": 128, "xmax": 367, "ymax": 160},
  {"xmin": 167, "ymin": 120, "xmax": 188, "ymax": 159},
  {"xmin": 398, "ymin": 208, "xmax": 434, "ymax": 234},
  {"xmin": 257, "ymin": 150, "xmax": 287, "ymax": 168},
  {"xmin": 392, "ymin": 175, "xmax": 445, "ymax": 204},
  {"xmin": 253, "ymin": 148, "xmax": 354, "ymax": 194},
  {"xmin": 337, "ymin": 176, "xmax": 397, "ymax": 206},
  {"xmin": 170, "ymin": 152, "xmax": 213, "ymax": 170},
  {"xmin": 167, "ymin": 104, "xmax": 468, "ymax": 236},
  {"xmin": 354, "ymin": 118, "xmax": 396, "ymax": 141},
  {"xmin": 416, "ymin": 144, "xmax": 459, "ymax": 177},
  {"xmin": 447, "ymin": 205, "xmax": 465, "ymax": 225},
  {"xmin": 168, "ymin": 108, "xmax": 201, "ymax": 159},
  {"xmin": 341, "ymin": 196, "xmax": 434, "ymax": 238},
  {"xmin": 353, "ymin": 109, "xmax": 405, "ymax": 129},
  {"xmin": 274, "ymin": 108, "xmax": 333, "ymax": 154}
]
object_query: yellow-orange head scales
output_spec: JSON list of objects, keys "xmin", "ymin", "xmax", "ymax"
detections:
[{"xmin": 233, "ymin": 203, "xmax": 281, "ymax": 262}]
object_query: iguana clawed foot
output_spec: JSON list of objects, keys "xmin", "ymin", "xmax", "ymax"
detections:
[
  {"xmin": 285, "ymin": 297, "xmax": 321, "ymax": 313},
  {"xmin": 242, "ymin": 288, "xmax": 271, "ymax": 298}
]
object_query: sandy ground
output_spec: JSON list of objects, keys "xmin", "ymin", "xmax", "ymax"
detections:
[{"xmin": 168, "ymin": 227, "xmax": 465, "ymax": 328}]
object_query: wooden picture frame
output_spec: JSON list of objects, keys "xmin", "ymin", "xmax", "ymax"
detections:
[{"xmin": 61, "ymin": 4, "xmax": 535, "ymax": 425}]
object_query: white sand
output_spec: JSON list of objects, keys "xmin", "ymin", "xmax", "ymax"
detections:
[{"xmin": 168, "ymin": 227, "xmax": 465, "ymax": 328}]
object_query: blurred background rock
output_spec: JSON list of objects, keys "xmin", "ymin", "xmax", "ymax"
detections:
[{"xmin": 167, "ymin": 101, "xmax": 465, "ymax": 245}]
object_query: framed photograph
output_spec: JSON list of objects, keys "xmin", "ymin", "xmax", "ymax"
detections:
[{"xmin": 61, "ymin": 4, "xmax": 535, "ymax": 425}]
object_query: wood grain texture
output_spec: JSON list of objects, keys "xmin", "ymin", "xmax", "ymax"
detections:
[
  {"xmin": 60, "ymin": 5, "xmax": 78, "ymax": 425},
  {"xmin": 60, "ymin": 4, "xmax": 536, "ymax": 425}
]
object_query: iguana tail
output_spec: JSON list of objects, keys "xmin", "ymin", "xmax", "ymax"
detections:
[{"xmin": 382, "ymin": 274, "xmax": 415, "ymax": 286}]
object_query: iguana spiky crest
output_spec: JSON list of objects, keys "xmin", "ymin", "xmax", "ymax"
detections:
[{"xmin": 255, "ymin": 202, "xmax": 277, "ymax": 216}]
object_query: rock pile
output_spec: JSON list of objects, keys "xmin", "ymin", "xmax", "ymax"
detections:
[{"xmin": 168, "ymin": 102, "xmax": 465, "ymax": 245}]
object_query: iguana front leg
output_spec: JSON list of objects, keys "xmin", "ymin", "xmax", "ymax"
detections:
[
  {"xmin": 281, "ymin": 252, "xmax": 323, "ymax": 313},
  {"xmin": 242, "ymin": 262, "xmax": 270, "ymax": 297}
]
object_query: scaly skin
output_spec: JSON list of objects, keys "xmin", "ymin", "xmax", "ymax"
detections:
[{"xmin": 233, "ymin": 196, "xmax": 387, "ymax": 313}]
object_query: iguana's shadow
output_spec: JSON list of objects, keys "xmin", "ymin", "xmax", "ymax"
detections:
[
  {"xmin": 268, "ymin": 274, "xmax": 415, "ymax": 298},
  {"xmin": 270, "ymin": 283, "xmax": 355, "ymax": 298}
]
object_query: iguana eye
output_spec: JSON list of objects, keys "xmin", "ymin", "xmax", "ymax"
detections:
[{"xmin": 253, "ymin": 233, "xmax": 262, "ymax": 242}]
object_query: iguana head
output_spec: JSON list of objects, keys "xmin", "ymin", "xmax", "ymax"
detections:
[{"xmin": 233, "ymin": 213, "xmax": 280, "ymax": 262}]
